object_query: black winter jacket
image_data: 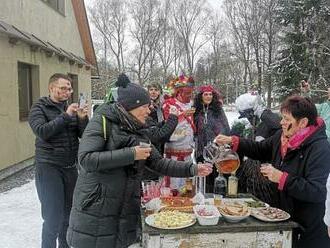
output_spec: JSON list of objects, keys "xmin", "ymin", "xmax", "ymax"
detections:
[
  {"xmin": 237, "ymin": 123, "xmax": 330, "ymax": 247},
  {"xmin": 28, "ymin": 97, "xmax": 88, "ymax": 167},
  {"xmin": 67, "ymin": 104, "xmax": 197, "ymax": 248},
  {"xmin": 144, "ymin": 114, "xmax": 178, "ymax": 149},
  {"xmin": 141, "ymin": 114, "xmax": 178, "ymax": 180},
  {"xmin": 256, "ymin": 109, "xmax": 282, "ymax": 139}
]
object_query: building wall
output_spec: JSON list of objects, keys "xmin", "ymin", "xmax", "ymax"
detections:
[
  {"xmin": 0, "ymin": 0, "xmax": 84, "ymax": 57},
  {"xmin": 0, "ymin": 37, "xmax": 91, "ymax": 171}
]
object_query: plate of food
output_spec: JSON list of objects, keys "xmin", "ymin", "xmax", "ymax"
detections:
[
  {"xmin": 160, "ymin": 196, "xmax": 193, "ymax": 207},
  {"xmin": 159, "ymin": 196, "xmax": 195, "ymax": 213},
  {"xmin": 218, "ymin": 202, "xmax": 250, "ymax": 223},
  {"xmin": 251, "ymin": 207, "xmax": 290, "ymax": 222},
  {"xmin": 159, "ymin": 205, "xmax": 194, "ymax": 213},
  {"xmin": 145, "ymin": 211, "xmax": 196, "ymax": 229}
]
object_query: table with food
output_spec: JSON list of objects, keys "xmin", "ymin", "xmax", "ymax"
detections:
[
  {"xmin": 141, "ymin": 194, "xmax": 297, "ymax": 248},
  {"xmin": 140, "ymin": 145, "xmax": 298, "ymax": 248}
]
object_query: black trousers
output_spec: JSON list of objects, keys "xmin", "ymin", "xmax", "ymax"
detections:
[{"xmin": 35, "ymin": 162, "xmax": 77, "ymax": 248}]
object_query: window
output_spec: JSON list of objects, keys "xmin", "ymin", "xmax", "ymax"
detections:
[
  {"xmin": 68, "ymin": 74, "xmax": 78, "ymax": 104},
  {"xmin": 18, "ymin": 62, "xmax": 39, "ymax": 121},
  {"xmin": 42, "ymin": 0, "xmax": 65, "ymax": 15}
]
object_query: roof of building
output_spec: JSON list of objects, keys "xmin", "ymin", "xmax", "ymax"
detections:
[
  {"xmin": 71, "ymin": 0, "xmax": 98, "ymax": 71},
  {"xmin": 0, "ymin": 0, "xmax": 98, "ymax": 74}
]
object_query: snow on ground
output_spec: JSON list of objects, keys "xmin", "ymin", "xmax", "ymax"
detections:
[
  {"xmin": 0, "ymin": 181, "xmax": 42, "ymax": 248},
  {"xmin": 225, "ymin": 111, "xmax": 240, "ymax": 128},
  {"xmin": 0, "ymin": 111, "xmax": 239, "ymax": 248}
]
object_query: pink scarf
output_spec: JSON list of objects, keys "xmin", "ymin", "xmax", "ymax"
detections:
[{"xmin": 280, "ymin": 117, "xmax": 324, "ymax": 158}]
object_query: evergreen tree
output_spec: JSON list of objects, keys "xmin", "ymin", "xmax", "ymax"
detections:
[{"xmin": 272, "ymin": 0, "xmax": 330, "ymax": 100}]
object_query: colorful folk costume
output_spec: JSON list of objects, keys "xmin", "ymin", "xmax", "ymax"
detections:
[{"xmin": 163, "ymin": 75, "xmax": 195, "ymax": 190}]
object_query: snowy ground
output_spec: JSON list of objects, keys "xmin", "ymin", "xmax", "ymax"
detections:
[{"xmin": 0, "ymin": 111, "xmax": 240, "ymax": 248}]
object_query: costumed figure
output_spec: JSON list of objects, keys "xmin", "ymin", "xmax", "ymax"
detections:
[{"xmin": 162, "ymin": 75, "xmax": 195, "ymax": 191}]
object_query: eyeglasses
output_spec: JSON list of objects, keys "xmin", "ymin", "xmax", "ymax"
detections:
[{"xmin": 56, "ymin": 86, "xmax": 73, "ymax": 93}]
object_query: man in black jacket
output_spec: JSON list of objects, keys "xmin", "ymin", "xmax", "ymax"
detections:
[{"xmin": 29, "ymin": 73, "xmax": 88, "ymax": 248}]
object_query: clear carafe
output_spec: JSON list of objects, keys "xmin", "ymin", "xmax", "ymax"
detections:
[
  {"xmin": 203, "ymin": 142, "xmax": 240, "ymax": 175},
  {"xmin": 215, "ymin": 145, "xmax": 240, "ymax": 174}
]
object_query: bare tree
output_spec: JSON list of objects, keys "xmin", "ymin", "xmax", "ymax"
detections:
[
  {"xmin": 224, "ymin": 0, "xmax": 252, "ymax": 92},
  {"xmin": 239, "ymin": 0, "xmax": 266, "ymax": 94},
  {"xmin": 170, "ymin": 0, "xmax": 210, "ymax": 75},
  {"xmin": 89, "ymin": 0, "xmax": 127, "ymax": 72},
  {"xmin": 155, "ymin": 0, "xmax": 177, "ymax": 84},
  {"xmin": 129, "ymin": 0, "xmax": 162, "ymax": 85},
  {"xmin": 205, "ymin": 14, "xmax": 236, "ymax": 87}
]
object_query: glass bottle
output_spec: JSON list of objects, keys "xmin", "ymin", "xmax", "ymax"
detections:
[
  {"xmin": 228, "ymin": 173, "xmax": 238, "ymax": 196},
  {"xmin": 185, "ymin": 178, "xmax": 195, "ymax": 197},
  {"xmin": 213, "ymin": 173, "xmax": 227, "ymax": 197}
]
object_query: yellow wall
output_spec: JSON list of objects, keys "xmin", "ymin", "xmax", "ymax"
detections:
[
  {"xmin": 0, "ymin": 0, "xmax": 84, "ymax": 57},
  {"xmin": 0, "ymin": 38, "xmax": 91, "ymax": 171}
]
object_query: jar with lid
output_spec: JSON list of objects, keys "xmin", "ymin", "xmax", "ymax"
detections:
[
  {"xmin": 185, "ymin": 178, "xmax": 195, "ymax": 197},
  {"xmin": 228, "ymin": 173, "xmax": 238, "ymax": 196}
]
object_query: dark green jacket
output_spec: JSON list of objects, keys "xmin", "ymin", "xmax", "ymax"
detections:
[{"xmin": 67, "ymin": 104, "xmax": 196, "ymax": 248}]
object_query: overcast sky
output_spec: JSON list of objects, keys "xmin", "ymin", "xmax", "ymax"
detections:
[{"xmin": 84, "ymin": 0, "xmax": 224, "ymax": 12}]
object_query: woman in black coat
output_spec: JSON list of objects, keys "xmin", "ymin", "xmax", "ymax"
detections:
[
  {"xmin": 193, "ymin": 85, "xmax": 230, "ymax": 192},
  {"xmin": 66, "ymin": 74, "xmax": 212, "ymax": 248},
  {"xmin": 215, "ymin": 95, "xmax": 330, "ymax": 248}
]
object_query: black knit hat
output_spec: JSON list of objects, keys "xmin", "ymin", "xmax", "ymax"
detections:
[{"xmin": 115, "ymin": 74, "xmax": 150, "ymax": 111}]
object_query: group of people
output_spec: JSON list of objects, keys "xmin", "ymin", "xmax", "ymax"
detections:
[{"xmin": 28, "ymin": 72, "xmax": 330, "ymax": 248}]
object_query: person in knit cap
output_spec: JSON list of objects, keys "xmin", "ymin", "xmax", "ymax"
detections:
[
  {"xmin": 66, "ymin": 73, "xmax": 212, "ymax": 248},
  {"xmin": 193, "ymin": 85, "xmax": 230, "ymax": 192},
  {"xmin": 162, "ymin": 75, "xmax": 196, "ymax": 193}
]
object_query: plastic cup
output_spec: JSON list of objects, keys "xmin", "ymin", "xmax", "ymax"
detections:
[{"xmin": 213, "ymin": 194, "xmax": 222, "ymax": 206}]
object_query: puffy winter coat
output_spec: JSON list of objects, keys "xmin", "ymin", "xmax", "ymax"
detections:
[
  {"xmin": 67, "ymin": 104, "xmax": 197, "ymax": 248},
  {"xmin": 141, "ymin": 114, "xmax": 178, "ymax": 180},
  {"xmin": 28, "ymin": 97, "xmax": 88, "ymax": 167},
  {"xmin": 144, "ymin": 114, "xmax": 178, "ymax": 153},
  {"xmin": 236, "ymin": 122, "xmax": 330, "ymax": 247}
]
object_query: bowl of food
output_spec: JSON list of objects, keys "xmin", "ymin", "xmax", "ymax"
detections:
[
  {"xmin": 193, "ymin": 205, "xmax": 221, "ymax": 226},
  {"xmin": 218, "ymin": 202, "xmax": 250, "ymax": 223}
]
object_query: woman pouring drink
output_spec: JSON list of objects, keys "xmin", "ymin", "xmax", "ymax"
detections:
[{"xmin": 214, "ymin": 95, "xmax": 330, "ymax": 248}]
